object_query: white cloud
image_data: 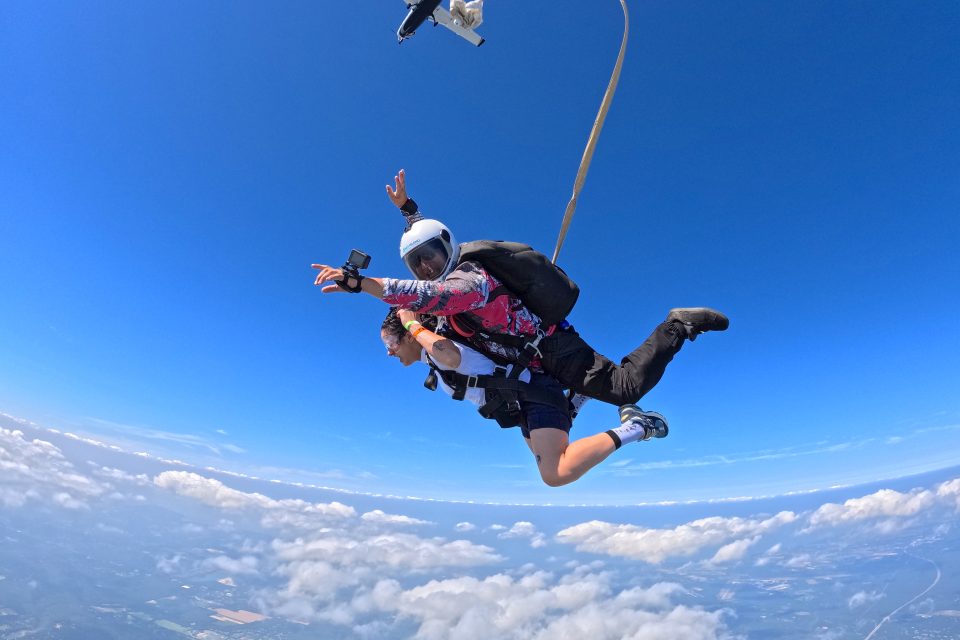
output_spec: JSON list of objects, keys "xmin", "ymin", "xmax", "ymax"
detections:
[
  {"xmin": 262, "ymin": 532, "xmax": 503, "ymax": 621},
  {"xmin": 202, "ymin": 555, "xmax": 260, "ymax": 576},
  {"xmin": 871, "ymin": 518, "xmax": 914, "ymax": 535},
  {"xmin": 90, "ymin": 465, "xmax": 151, "ymax": 486},
  {"xmin": 0, "ymin": 427, "xmax": 107, "ymax": 508},
  {"xmin": 53, "ymin": 491, "xmax": 89, "ymax": 510},
  {"xmin": 848, "ymin": 590, "xmax": 882, "ymax": 609},
  {"xmin": 154, "ymin": 471, "xmax": 356, "ymax": 524},
  {"xmin": 499, "ymin": 521, "xmax": 547, "ymax": 548},
  {"xmin": 808, "ymin": 488, "xmax": 936, "ymax": 528},
  {"xmin": 154, "ymin": 470, "xmax": 507, "ymax": 624},
  {"xmin": 157, "ymin": 554, "xmax": 184, "ymax": 574},
  {"xmin": 754, "ymin": 543, "xmax": 782, "ymax": 567},
  {"xmin": 936, "ymin": 478, "xmax": 960, "ymax": 508},
  {"xmin": 455, "ymin": 522, "xmax": 476, "ymax": 532},
  {"xmin": 783, "ymin": 554, "xmax": 812, "ymax": 568},
  {"xmin": 556, "ymin": 512, "xmax": 796, "ymax": 564},
  {"xmin": 361, "ymin": 509, "xmax": 433, "ymax": 527},
  {"xmin": 273, "ymin": 533, "xmax": 501, "ymax": 572},
  {"xmin": 366, "ymin": 572, "xmax": 727, "ymax": 640},
  {"xmin": 153, "ymin": 469, "xmax": 511, "ymax": 619},
  {"xmin": 708, "ymin": 536, "xmax": 761, "ymax": 564},
  {"xmin": 500, "ymin": 521, "xmax": 537, "ymax": 538}
]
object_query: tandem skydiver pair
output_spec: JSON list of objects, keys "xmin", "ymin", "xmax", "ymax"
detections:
[{"xmin": 311, "ymin": 170, "xmax": 728, "ymax": 487}]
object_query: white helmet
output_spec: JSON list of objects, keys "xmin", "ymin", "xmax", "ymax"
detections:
[{"xmin": 399, "ymin": 218, "xmax": 460, "ymax": 280}]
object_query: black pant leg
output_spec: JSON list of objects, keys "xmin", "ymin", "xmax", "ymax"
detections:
[{"xmin": 540, "ymin": 322, "xmax": 685, "ymax": 406}]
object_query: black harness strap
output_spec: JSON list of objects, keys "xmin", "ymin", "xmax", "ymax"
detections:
[
  {"xmin": 423, "ymin": 352, "xmax": 567, "ymax": 428},
  {"xmin": 477, "ymin": 367, "xmax": 520, "ymax": 426}
]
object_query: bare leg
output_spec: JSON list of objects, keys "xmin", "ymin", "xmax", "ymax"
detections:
[{"xmin": 528, "ymin": 428, "xmax": 616, "ymax": 487}]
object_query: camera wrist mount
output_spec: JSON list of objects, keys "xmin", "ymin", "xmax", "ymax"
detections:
[
  {"xmin": 337, "ymin": 248, "xmax": 371, "ymax": 294},
  {"xmin": 336, "ymin": 269, "xmax": 364, "ymax": 293}
]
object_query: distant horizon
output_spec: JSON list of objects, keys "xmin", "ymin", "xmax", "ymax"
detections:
[{"xmin": 6, "ymin": 410, "xmax": 959, "ymax": 510}]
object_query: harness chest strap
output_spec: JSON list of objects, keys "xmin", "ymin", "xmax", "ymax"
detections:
[
  {"xmin": 440, "ymin": 324, "xmax": 552, "ymax": 429},
  {"xmin": 447, "ymin": 311, "xmax": 550, "ymax": 370}
]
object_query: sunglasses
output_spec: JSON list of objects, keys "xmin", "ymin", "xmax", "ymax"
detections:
[{"xmin": 382, "ymin": 334, "xmax": 402, "ymax": 352}]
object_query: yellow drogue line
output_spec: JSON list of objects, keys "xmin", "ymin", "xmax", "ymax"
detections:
[{"xmin": 552, "ymin": 0, "xmax": 630, "ymax": 265}]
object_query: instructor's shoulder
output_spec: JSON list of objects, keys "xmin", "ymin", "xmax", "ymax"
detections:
[{"xmin": 447, "ymin": 259, "xmax": 487, "ymax": 278}]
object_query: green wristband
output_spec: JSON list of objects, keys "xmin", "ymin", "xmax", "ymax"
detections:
[{"xmin": 403, "ymin": 319, "xmax": 419, "ymax": 331}]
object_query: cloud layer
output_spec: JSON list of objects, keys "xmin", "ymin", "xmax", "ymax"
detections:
[
  {"xmin": 1, "ymin": 427, "xmax": 108, "ymax": 508},
  {"xmin": 150, "ymin": 469, "xmax": 732, "ymax": 638},
  {"xmin": 556, "ymin": 512, "xmax": 797, "ymax": 564},
  {"xmin": 367, "ymin": 573, "xmax": 726, "ymax": 640},
  {"xmin": 807, "ymin": 479, "xmax": 960, "ymax": 529},
  {"xmin": 7, "ymin": 416, "xmax": 960, "ymax": 640}
]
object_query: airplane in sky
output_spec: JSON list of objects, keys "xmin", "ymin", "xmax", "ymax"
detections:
[{"xmin": 397, "ymin": 0, "xmax": 485, "ymax": 47}]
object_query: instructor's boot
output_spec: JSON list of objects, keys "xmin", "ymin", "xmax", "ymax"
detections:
[{"xmin": 666, "ymin": 307, "xmax": 729, "ymax": 341}]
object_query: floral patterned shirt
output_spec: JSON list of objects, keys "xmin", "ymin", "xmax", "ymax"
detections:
[{"xmin": 382, "ymin": 260, "xmax": 545, "ymax": 369}]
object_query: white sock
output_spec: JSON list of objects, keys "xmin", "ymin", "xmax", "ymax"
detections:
[{"xmin": 606, "ymin": 420, "xmax": 646, "ymax": 449}]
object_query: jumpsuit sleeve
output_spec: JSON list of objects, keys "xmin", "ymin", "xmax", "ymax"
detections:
[{"xmin": 382, "ymin": 262, "xmax": 492, "ymax": 316}]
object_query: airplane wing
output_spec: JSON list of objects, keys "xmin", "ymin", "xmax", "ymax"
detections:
[{"xmin": 432, "ymin": 6, "xmax": 485, "ymax": 46}]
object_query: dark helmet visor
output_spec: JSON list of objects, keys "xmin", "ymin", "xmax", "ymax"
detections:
[{"xmin": 403, "ymin": 238, "xmax": 450, "ymax": 280}]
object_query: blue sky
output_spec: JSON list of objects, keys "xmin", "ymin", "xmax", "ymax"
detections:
[{"xmin": 1, "ymin": 0, "xmax": 958, "ymax": 505}]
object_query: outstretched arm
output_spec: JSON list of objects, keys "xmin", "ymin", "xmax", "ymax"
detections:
[
  {"xmin": 312, "ymin": 261, "xmax": 491, "ymax": 316},
  {"xmin": 310, "ymin": 262, "xmax": 487, "ymax": 317},
  {"xmin": 382, "ymin": 264, "xmax": 490, "ymax": 315},
  {"xmin": 311, "ymin": 264, "xmax": 385, "ymax": 298}
]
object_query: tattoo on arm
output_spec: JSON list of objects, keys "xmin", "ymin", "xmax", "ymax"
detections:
[{"xmin": 430, "ymin": 338, "xmax": 461, "ymax": 369}]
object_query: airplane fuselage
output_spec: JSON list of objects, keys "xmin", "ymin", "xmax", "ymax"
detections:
[{"xmin": 397, "ymin": 0, "xmax": 443, "ymax": 42}]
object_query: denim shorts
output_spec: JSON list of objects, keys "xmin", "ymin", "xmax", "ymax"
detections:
[{"xmin": 519, "ymin": 373, "xmax": 572, "ymax": 439}]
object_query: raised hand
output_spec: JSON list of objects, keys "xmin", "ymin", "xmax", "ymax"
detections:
[{"xmin": 385, "ymin": 169, "xmax": 408, "ymax": 208}]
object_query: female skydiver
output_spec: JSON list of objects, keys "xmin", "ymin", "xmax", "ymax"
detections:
[{"xmin": 379, "ymin": 306, "xmax": 667, "ymax": 487}]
